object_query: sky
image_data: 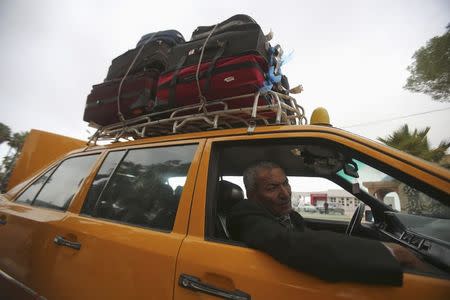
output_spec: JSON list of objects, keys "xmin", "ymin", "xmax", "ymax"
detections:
[{"xmin": 1, "ymin": 0, "xmax": 449, "ymax": 159}]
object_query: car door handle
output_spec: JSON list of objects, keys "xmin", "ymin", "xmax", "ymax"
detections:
[
  {"xmin": 53, "ymin": 235, "xmax": 81, "ymax": 250},
  {"xmin": 179, "ymin": 274, "xmax": 250, "ymax": 300}
]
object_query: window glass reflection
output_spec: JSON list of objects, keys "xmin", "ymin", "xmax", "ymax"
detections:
[
  {"xmin": 91, "ymin": 144, "xmax": 197, "ymax": 231},
  {"xmin": 15, "ymin": 167, "xmax": 56, "ymax": 204},
  {"xmin": 33, "ymin": 155, "xmax": 99, "ymax": 210}
]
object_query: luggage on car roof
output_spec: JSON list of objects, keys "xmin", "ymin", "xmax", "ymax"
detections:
[
  {"xmin": 166, "ymin": 15, "xmax": 270, "ymax": 73},
  {"xmin": 190, "ymin": 14, "xmax": 258, "ymax": 41},
  {"xmin": 105, "ymin": 30, "xmax": 185, "ymax": 81},
  {"xmin": 157, "ymin": 54, "xmax": 272, "ymax": 110},
  {"xmin": 84, "ymin": 14, "xmax": 295, "ymax": 128},
  {"xmin": 84, "ymin": 70, "xmax": 159, "ymax": 126}
]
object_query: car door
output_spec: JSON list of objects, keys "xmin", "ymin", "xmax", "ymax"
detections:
[
  {"xmin": 174, "ymin": 131, "xmax": 450, "ymax": 299},
  {"xmin": 0, "ymin": 153, "xmax": 101, "ymax": 299},
  {"xmin": 38, "ymin": 140, "xmax": 205, "ymax": 300}
]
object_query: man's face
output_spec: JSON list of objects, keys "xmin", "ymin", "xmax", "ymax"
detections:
[{"xmin": 249, "ymin": 167, "xmax": 292, "ymax": 216}]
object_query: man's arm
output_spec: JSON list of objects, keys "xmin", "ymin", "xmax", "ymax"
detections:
[{"xmin": 228, "ymin": 205, "xmax": 403, "ymax": 285}]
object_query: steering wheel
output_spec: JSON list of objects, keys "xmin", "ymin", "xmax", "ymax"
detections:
[{"xmin": 345, "ymin": 202, "xmax": 365, "ymax": 236}]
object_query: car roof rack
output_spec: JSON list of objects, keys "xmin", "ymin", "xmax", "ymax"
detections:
[{"xmin": 87, "ymin": 90, "xmax": 307, "ymax": 145}]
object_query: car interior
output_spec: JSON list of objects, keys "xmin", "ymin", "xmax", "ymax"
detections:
[
  {"xmin": 84, "ymin": 157, "xmax": 188, "ymax": 231},
  {"xmin": 206, "ymin": 138, "xmax": 450, "ymax": 277}
]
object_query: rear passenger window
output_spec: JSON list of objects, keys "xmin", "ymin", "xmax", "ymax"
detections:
[
  {"xmin": 82, "ymin": 144, "xmax": 197, "ymax": 231},
  {"xmin": 16, "ymin": 155, "xmax": 99, "ymax": 210}
]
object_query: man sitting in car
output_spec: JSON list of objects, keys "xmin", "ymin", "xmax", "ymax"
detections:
[{"xmin": 227, "ymin": 161, "xmax": 425, "ymax": 285}]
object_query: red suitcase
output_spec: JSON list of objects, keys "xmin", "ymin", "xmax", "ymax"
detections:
[
  {"xmin": 84, "ymin": 71, "xmax": 160, "ymax": 126},
  {"xmin": 156, "ymin": 54, "xmax": 271, "ymax": 110}
]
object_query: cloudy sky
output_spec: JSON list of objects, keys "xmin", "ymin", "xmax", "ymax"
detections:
[{"xmin": 1, "ymin": 0, "xmax": 449, "ymax": 158}]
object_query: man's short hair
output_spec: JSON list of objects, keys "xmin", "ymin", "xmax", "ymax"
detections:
[{"xmin": 243, "ymin": 161, "xmax": 283, "ymax": 193}]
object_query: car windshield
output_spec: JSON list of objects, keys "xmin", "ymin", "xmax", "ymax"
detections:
[{"xmin": 337, "ymin": 159, "xmax": 450, "ymax": 219}]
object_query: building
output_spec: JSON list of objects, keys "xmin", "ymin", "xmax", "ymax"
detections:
[
  {"xmin": 326, "ymin": 189, "xmax": 360, "ymax": 215},
  {"xmin": 295, "ymin": 189, "xmax": 360, "ymax": 216},
  {"xmin": 310, "ymin": 193, "xmax": 327, "ymax": 207}
]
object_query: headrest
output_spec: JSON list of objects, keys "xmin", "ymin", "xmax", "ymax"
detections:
[{"xmin": 217, "ymin": 180, "xmax": 244, "ymax": 214}]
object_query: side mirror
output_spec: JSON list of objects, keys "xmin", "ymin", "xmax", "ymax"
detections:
[{"xmin": 344, "ymin": 161, "xmax": 359, "ymax": 178}]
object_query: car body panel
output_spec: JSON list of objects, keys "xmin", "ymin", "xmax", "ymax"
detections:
[
  {"xmin": 175, "ymin": 237, "xmax": 450, "ymax": 299},
  {"xmin": 40, "ymin": 214, "xmax": 186, "ymax": 299},
  {"xmin": 0, "ymin": 200, "xmax": 66, "ymax": 299},
  {"xmin": 26, "ymin": 139, "xmax": 205, "ymax": 300}
]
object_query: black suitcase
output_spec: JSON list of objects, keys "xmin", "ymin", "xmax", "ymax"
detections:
[
  {"xmin": 105, "ymin": 30, "xmax": 185, "ymax": 80},
  {"xmin": 166, "ymin": 15, "xmax": 270, "ymax": 73},
  {"xmin": 190, "ymin": 14, "xmax": 258, "ymax": 40}
]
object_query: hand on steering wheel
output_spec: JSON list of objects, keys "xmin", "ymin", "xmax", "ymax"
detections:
[{"xmin": 345, "ymin": 202, "xmax": 365, "ymax": 236}]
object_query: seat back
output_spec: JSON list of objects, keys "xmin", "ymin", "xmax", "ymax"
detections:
[{"xmin": 216, "ymin": 180, "xmax": 244, "ymax": 239}]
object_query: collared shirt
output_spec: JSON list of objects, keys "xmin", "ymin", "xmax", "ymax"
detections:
[{"xmin": 276, "ymin": 214, "xmax": 294, "ymax": 230}]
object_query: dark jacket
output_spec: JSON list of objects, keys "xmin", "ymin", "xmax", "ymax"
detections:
[{"xmin": 227, "ymin": 199, "xmax": 403, "ymax": 285}]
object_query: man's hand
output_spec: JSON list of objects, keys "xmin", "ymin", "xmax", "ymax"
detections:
[{"xmin": 383, "ymin": 242, "xmax": 429, "ymax": 271}]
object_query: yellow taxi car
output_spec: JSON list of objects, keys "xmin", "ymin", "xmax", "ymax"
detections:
[{"xmin": 0, "ymin": 94, "xmax": 449, "ymax": 299}]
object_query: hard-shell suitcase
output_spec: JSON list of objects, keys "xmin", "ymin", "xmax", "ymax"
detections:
[
  {"xmin": 166, "ymin": 17, "xmax": 269, "ymax": 73},
  {"xmin": 157, "ymin": 54, "xmax": 271, "ymax": 110},
  {"xmin": 84, "ymin": 70, "xmax": 159, "ymax": 126},
  {"xmin": 105, "ymin": 30, "xmax": 185, "ymax": 80}
]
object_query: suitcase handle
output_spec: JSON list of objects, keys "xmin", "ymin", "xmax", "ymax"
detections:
[
  {"xmin": 168, "ymin": 40, "xmax": 227, "ymax": 107},
  {"xmin": 169, "ymin": 55, "xmax": 188, "ymax": 107},
  {"xmin": 204, "ymin": 41, "xmax": 227, "ymax": 91},
  {"xmin": 189, "ymin": 39, "xmax": 225, "ymax": 56}
]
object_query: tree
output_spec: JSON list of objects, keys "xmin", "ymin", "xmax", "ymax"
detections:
[
  {"xmin": 0, "ymin": 130, "xmax": 29, "ymax": 192},
  {"xmin": 379, "ymin": 125, "xmax": 449, "ymax": 217},
  {"xmin": 377, "ymin": 124, "xmax": 449, "ymax": 165},
  {"xmin": 0, "ymin": 122, "xmax": 11, "ymax": 144},
  {"xmin": 404, "ymin": 25, "xmax": 450, "ymax": 102},
  {"xmin": 8, "ymin": 131, "xmax": 29, "ymax": 151}
]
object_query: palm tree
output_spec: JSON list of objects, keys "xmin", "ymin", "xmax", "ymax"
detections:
[
  {"xmin": 377, "ymin": 124, "xmax": 449, "ymax": 164},
  {"xmin": 0, "ymin": 123, "xmax": 11, "ymax": 144},
  {"xmin": 378, "ymin": 125, "xmax": 449, "ymax": 216}
]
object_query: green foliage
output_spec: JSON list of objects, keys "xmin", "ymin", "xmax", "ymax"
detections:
[
  {"xmin": 0, "ymin": 128, "xmax": 29, "ymax": 192},
  {"xmin": 402, "ymin": 185, "xmax": 422, "ymax": 215},
  {"xmin": 380, "ymin": 125, "xmax": 450, "ymax": 216},
  {"xmin": 8, "ymin": 131, "xmax": 29, "ymax": 150},
  {"xmin": 378, "ymin": 124, "xmax": 449, "ymax": 164},
  {"xmin": 404, "ymin": 25, "xmax": 450, "ymax": 102},
  {"xmin": 0, "ymin": 123, "xmax": 11, "ymax": 144},
  {"xmin": 0, "ymin": 154, "xmax": 16, "ymax": 189}
]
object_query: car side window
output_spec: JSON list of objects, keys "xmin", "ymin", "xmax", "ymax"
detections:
[
  {"xmin": 16, "ymin": 154, "xmax": 99, "ymax": 210},
  {"xmin": 15, "ymin": 166, "xmax": 56, "ymax": 204},
  {"xmin": 289, "ymin": 176, "xmax": 361, "ymax": 223},
  {"xmin": 221, "ymin": 175, "xmax": 364, "ymax": 224},
  {"xmin": 337, "ymin": 158, "xmax": 450, "ymax": 219},
  {"xmin": 82, "ymin": 144, "xmax": 197, "ymax": 231},
  {"xmin": 209, "ymin": 138, "xmax": 450, "ymax": 241}
]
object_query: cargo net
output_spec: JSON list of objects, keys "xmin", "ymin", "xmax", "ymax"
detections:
[{"xmin": 87, "ymin": 91, "xmax": 307, "ymax": 145}]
